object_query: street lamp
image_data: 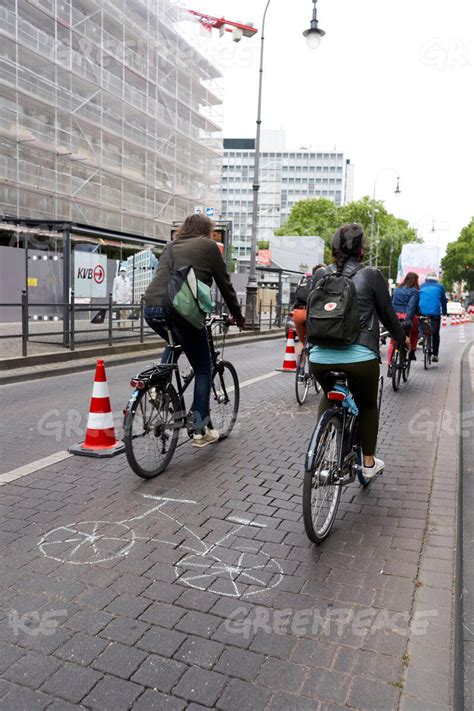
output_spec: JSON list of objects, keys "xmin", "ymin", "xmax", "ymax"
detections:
[
  {"xmin": 245, "ymin": 0, "xmax": 325, "ymax": 327},
  {"xmin": 369, "ymin": 171, "xmax": 400, "ymax": 267},
  {"xmin": 303, "ymin": 0, "xmax": 325, "ymax": 49}
]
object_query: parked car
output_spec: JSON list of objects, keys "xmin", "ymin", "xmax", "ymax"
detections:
[{"xmin": 447, "ymin": 301, "xmax": 464, "ymax": 316}]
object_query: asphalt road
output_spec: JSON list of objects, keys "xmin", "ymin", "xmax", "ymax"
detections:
[{"xmin": 0, "ymin": 338, "xmax": 285, "ymax": 475}]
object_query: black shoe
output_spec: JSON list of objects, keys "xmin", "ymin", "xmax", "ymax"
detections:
[
  {"xmin": 387, "ymin": 366, "xmax": 392, "ymax": 377},
  {"xmin": 432, "ymin": 355, "xmax": 439, "ymax": 363},
  {"xmin": 409, "ymin": 351, "xmax": 417, "ymax": 361}
]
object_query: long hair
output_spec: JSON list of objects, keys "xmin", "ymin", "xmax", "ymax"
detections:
[
  {"xmin": 400, "ymin": 271, "xmax": 420, "ymax": 290},
  {"xmin": 174, "ymin": 214, "xmax": 213, "ymax": 239},
  {"xmin": 332, "ymin": 224, "xmax": 365, "ymax": 270}
]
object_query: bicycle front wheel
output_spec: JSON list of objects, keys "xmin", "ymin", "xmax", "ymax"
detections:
[
  {"xmin": 303, "ymin": 412, "xmax": 342, "ymax": 544},
  {"xmin": 210, "ymin": 361, "xmax": 239, "ymax": 439},
  {"xmin": 295, "ymin": 349, "xmax": 311, "ymax": 405},
  {"xmin": 391, "ymin": 349, "xmax": 402, "ymax": 391},
  {"xmin": 124, "ymin": 385, "xmax": 181, "ymax": 479}
]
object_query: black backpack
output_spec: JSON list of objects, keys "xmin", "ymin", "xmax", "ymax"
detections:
[
  {"xmin": 306, "ymin": 265, "xmax": 363, "ymax": 346},
  {"xmin": 293, "ymin": 275, "xmax": 312, "ymax": 308}
]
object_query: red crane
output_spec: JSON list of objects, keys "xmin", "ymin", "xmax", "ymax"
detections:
[{"xmin": 187, "ymin": 9, "xmax": 257, "ymax": 41}]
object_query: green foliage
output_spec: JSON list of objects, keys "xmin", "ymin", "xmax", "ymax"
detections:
[
  {"xmin": 441, "ymin": 217, "xmax": 474, "ymax": 291},
  {"xmin": 257, "ymin": 239, "xmax": 270, "ymax": 249},
  {"xmin": 275, "ymin": 197, "xmax": 420, "ymax": 279}
]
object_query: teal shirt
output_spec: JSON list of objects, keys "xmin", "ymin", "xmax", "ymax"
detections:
[{"xmin": 309, "ymin": 344, "xmax": 377, "ymax": 364}]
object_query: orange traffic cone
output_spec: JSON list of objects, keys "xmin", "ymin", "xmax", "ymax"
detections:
[
  {"xmin": 276, "ymin": 328, "xmax": 297, "ymax": 372},
  {"xmin": 442, "ymin": 315, "xmax": 447, "ymax": 327},
  {"xmin": 450, "ymin": 315, "xmax": 456, "ymax": 326},
  {"xmin": 69, "ymin": 359, "xmax": 125, "ymax": 457}
]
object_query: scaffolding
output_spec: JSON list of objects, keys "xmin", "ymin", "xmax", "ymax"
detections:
[{"xmin": 0, "ymin": 0, "xmax": 223, "ymax": 241}]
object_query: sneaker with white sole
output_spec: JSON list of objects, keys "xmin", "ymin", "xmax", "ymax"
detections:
[
  {"xmin": 362, "ymin": 457, "xmax": 385, "ymax": 480},
  {"xmin": 192, "ymin": 427, "xmax": 220, "ymax": 448}
]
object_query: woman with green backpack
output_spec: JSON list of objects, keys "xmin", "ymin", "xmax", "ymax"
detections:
[{"xmin": 144, "ymin": 214, "xmax": 244, "ymax": 448}]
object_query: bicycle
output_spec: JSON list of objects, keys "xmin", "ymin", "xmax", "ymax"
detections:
[
  {"xmin": 295, "ymin": 337, "xmax": 321, "ymax": 405},
  {"xmin": 419, "ymin": 316, "xmax": 434, "ymax": 370},
  {"xmin": 123, "ymin": 315, "xmax": 239, "ymax": 479},
  {"xmin": 38, "ymin": 494, "xmax": 284, "ymax": 598},
  {"xmin": 390, "ymin": 320, "xmax": 412, "ymax": 392},
  {"xmin": 302, "ymin": 371, "xmax": 383, "ymax": 544}
]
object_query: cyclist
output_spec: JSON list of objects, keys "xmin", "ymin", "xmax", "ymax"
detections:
[
  {"xmin": 419, "ymin": 272, "xmax": 447, "ymax": 363},
  {"xmin": 387, "ymin": 271, "xmax": 420, "ymax": 376},
  {"xmin": 292, "ymin": 264, "xmax": 326, "ymax": 356},
  {"xmin": 309, "ymin": 224, "xmax": 410, "ymax": 480},
  {"xmin": 143, "ymin": 214, "xmax": 245, "ymax": 448}
]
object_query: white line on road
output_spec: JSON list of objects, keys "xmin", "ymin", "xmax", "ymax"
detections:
[
  {"xmin": 0, "ymin": 370, "xmax": 280, "ymax": 485},
  {"xmin": 0, "ymin": 451, "xmax": 72, "ymax": 487}
]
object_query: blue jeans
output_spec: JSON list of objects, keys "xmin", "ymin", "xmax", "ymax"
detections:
[{"xmin": 144, "ymin": 306, "xmax": 212, "ymax": 434}]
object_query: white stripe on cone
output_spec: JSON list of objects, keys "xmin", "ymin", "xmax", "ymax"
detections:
[
  {"xmin": 91, "ymin": 381, "xmax": 110, "ymax": 399},
  {"xmin": 87, "ymin": 412, "xmax": 115, "ymax": 430}
]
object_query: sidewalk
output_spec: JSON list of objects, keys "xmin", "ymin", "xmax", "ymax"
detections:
[
  {"xmin": 0, "ymin": 328, "xmax": 470, "ymax": 710},
  {"xmin": 0, "ymin": 328, "xmax": 284, "ymax": 385}
]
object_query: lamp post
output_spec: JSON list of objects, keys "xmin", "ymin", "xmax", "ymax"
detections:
[
  {"xmin": 245, "ymin": 0, "xmax": 325, "ymax": 327},
  {"xmin": 369, "ymin": 172, "xmax": 400, "ymax": 268}
]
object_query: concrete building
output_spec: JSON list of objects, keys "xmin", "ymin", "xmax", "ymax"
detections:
[
  {"xmin": 0, "ymin": 0, "xmax": 223, "ymax": 241},
  {"xmin": 221, "ymin": 131, "xmax": 354, "ymax": 268}
]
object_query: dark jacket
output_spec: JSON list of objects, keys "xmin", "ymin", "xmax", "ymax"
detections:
[
  {"xmin": 330, "ymin": 258, "xmax": 406, "ymax": 353},
  {"xmin": 392, "ymin": 285, "xmax": 419, "ymax": 322},
  {"xmin": 144, "ymin": 234, "xmax": 242, "ymax": 319}
]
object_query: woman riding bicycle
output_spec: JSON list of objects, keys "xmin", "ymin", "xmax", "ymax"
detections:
[
  {"xmin": 292, "ymin": 264, "xmax": 326, "ymax": 356},
  {"xmin": 143, "ymin": 214, "xmax": 244, "ymax": 448},
  {"xmin": 309, "ymin": 224, "xmax": 410, "ymax": 480},
  {"xmin": 387, "ymin": 271, "xmax": 420, "ymax": 376}
]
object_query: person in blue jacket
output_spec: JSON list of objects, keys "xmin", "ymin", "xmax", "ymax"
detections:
[
  {"xmin": 387, "ymin": 272, "xmax": 420, "ymax": 375},
  {"xmin": 419, "ymin": 272, "xmax": 448, "ymax": 362}
]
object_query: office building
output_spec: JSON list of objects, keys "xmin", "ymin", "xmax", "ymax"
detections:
[{"xmin": 221, "ymin": 131, "xmax": 354, "ymax": 266}]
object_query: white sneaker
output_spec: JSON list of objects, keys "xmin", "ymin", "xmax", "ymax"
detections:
[
  {"xmin": 362, "ymin": 457, "xmax": 385, "ymax": 480},
  {"xmin": 192, "ymin": 427, "xmax": 220, "ymax": 448}
]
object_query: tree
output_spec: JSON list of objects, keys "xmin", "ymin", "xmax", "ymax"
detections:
[
  {"xmin": 275, "ymin": 197, "xmax": 419, "ymax": 278},
  {"xmin": 441, "ymin": 218, "xmax": 474, "ymax": 292}
]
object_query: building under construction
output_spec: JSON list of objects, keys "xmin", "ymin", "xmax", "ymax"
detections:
[{"xmin": 0, "ymin": 0, "xmax": 223, "ymax": 240}]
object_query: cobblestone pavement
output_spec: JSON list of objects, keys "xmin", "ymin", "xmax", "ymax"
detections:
[{"xmin": 0, "ymin": 326, "xmax": 471, "ymax": 710}]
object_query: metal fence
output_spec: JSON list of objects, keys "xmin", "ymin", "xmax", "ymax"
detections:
[{"xmin": 0, "ymin": 292, "xmax": 290, "ymax": 358}]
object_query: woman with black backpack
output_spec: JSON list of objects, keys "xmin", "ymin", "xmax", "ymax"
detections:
[
  {"xmin": 308, "ymin": 224, "xmax": 410, "ymax": 480},
  {"xmin": 143, "ymin": 214, "xmax": 244, "ymax": 448}
]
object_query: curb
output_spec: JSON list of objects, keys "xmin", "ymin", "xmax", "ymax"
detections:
[
  {"xmin": 455, "ymin": 341, "xmax": 474, "ymax": 710},
  {"xmin": 0, "ymin": 329, "xmax": 285, "ymax": 385}
]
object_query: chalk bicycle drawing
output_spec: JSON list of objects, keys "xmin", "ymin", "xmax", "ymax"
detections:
[{"xmin": 38, "ymin": 495, "xmax": 283, "ymax": 598}]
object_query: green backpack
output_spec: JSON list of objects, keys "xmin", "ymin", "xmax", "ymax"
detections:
[{"xmin": 163, "ymin": 245, "xmax": 215, "ymax": 329}]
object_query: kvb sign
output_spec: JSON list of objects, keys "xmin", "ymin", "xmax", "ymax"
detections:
[{"xmin": 74, "ymin": 251, "xmax": 107, "ymax": 298}]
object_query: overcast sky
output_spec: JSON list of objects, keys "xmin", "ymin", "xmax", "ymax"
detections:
[{"xmin": 187, "ymin": 0, "xmax": 474, "ymax": 256}]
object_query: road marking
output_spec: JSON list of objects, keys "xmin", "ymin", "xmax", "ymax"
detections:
[
  {"xmin": 236, "ymin": 370, "xmax": 280, "ymax": 389},
  {"xmin": 0, "ymin": 451, "xmax": 72, "ymax": 486},
  {"xmin": 0, "ymin": 370, "xmax": 279, "ymax": 485}
]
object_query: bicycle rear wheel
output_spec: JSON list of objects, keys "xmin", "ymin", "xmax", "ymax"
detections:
[
  {"xmin": 402, "ymin": 352, "xmax": 411, "ymax": 381},
  {"xmin": 124, "ymin": 385, "xmax": 181, "ymax": 479},
  {"xmin": 423, "ymin": 339, "xmax": 430, "ymax": 370},
  {"xmin": 303, "ymin": 412, "xmax": 342, "ymax": 544},
  {"xmin": 295, "ymin": 349, "xmax": 311, "ymax": 405},
  {"xmin": 210, "ymin": 361, "xmax": 239, "ymax": 439},
  {"xmin": 391, "ymin": 349, "xmax": 402, "ymax": 391}
]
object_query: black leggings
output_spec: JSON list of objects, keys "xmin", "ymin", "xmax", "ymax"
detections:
[{"xmin": 310, "ymin": 359, "xmax": 380, "ymax": 456}]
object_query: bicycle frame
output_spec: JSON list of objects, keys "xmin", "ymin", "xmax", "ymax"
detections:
[
  {"xmin": 127, "ymin": 315, "xmax": 230, "ymax": 428},
  {"xmin": 305, "ymin": 400, "xmax": 360, "ymax": 487}
]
